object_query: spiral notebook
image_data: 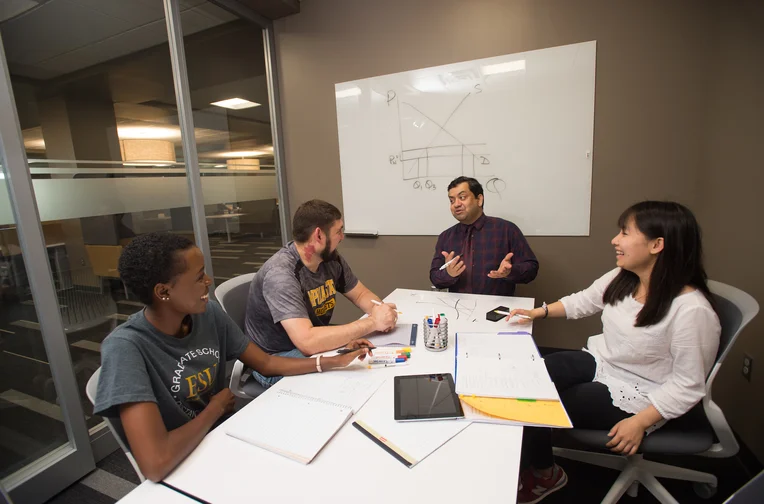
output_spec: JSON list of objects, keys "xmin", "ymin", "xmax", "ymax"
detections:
[
  {"xmin": 225, "ymin": 374, "xmax": 384, "ymax": 464},
  {"xmin": 225, "ymin": 389, "xmax": 353, "ymax": 464}
]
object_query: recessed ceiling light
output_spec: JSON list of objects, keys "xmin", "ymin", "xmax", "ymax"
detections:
[{"xmin": 210, "ymin": 98, "xmax": 261, "ymax": 110}]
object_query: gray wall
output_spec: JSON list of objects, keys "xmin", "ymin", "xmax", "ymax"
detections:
[
  {"xmin": 698, "ymin": 0, "xmax": 764, "ymax": 465},
  {"xmin": 274, "ymin": 0, "xmax": 764, "ymax": 461}
]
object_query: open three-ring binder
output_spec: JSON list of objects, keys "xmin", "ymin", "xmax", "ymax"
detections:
[{"xmin": 225, "ymin": 374, "xmax": 384, "ymax": 464}]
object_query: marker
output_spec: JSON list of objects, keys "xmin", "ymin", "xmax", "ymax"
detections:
[
  {"xmin": 370, "ymin": 350, "xmax": 410, "ymax": 358},
  {"xmin": 367, "ymin": 362, "xmax": 410, "ymax": 369},
  {"xmin": 439, "ymin": 257, "xmax": 457, "ymax": 270},
  {"xmin": 373, "ymin": 347, "xmax": 411, "ymax": 353},
  {"xmin": 367, "ymin": 357, "xmax": 407, "ymax": 364},
  {"xmin": 495, "ymin": 310, "xmax": 532, "ymax": 320},
  {"xmin": 370, "ymin": 299, "xmax": 403, "ymax": 314}
]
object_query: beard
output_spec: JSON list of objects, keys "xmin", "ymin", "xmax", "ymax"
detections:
[{"xmin": 320, "ymin": 236, "xmax": 339, "ymax": 262}]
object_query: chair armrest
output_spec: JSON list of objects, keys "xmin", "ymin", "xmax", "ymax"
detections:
[
  {"xmin": 229, "ymin": 360, "xmax": 252, "ymax": 399},
  {"xmin": 700, "ymin": 394, "xmax": 740, "ymax": 458}
]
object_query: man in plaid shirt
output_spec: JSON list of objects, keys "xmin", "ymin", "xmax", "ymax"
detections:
[{"xmin": 429, "ymin": 177, "xmax": 538, "ymax": 295}]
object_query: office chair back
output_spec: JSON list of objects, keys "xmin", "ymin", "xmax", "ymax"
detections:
[
  {"xmin": 215, "ymin": 273, "xmax": 265, "ymax": 399},
  {"xmin": 214, "ymin": 273, "xmax": 256, "ymax": 330},
  {"xmin": 85, "ymin": 368, "xmax": 146, "ymax": 481},
  {"xmin": 701, "ymin": 280, "xmax": 759, "ymax": 458}
]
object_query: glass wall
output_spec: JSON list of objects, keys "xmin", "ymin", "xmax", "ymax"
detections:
[
  {"xmin": 0, "ymin": 0, "xmax": 212, "ymax": 443},
  {"xmin": 0, "ymin": 168, "xmax": 71, "ymax": 482},
  {"xmin": 182, "ymin": 2, "xmax": 283, "ymax": 284},
  {"xmin": 0, "ymin": 0, "xmax": 281, "ymax": 501}
]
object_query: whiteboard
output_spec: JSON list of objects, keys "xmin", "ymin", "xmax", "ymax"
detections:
[{"xmin": 335, "ymin": 41, "xmax": 596, "ymax": 236}]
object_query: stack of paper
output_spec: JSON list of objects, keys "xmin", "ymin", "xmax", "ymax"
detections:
[
  {"xmin": 461, "ymin": 396, "xmax": 571, "ymax": 428},
  {"xmin": 454, "ymin": 332, "xmax": 572, "ymax": 429}
]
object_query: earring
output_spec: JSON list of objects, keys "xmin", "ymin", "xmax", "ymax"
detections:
[{"xmin": 162, "ymin": 296, "xmax": 170, "ymax": 301}]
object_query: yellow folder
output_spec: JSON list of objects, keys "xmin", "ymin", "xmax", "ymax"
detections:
[{"xmin": 461, "ymin": 395, "xmax": 572, "ymax": 428}]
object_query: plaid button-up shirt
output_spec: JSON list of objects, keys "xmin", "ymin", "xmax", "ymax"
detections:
[{"xmin": 429, "ymin": 213, "xmax": 539, "ymax": 296}]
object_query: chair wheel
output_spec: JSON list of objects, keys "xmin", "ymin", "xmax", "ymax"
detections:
[{"xmin": 693, "ymin": 482, "xmax": 717, "ymax": 499}]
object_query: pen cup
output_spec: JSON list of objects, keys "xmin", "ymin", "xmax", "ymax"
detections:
[{"xmin": 423, "ymin": 316, "xmax": 448, "ymax": 352}]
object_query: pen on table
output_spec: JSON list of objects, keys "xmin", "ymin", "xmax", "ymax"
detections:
[
  {"xmin": 336, "ymin": 344, "xmax": 376, "ymax": 355},
  {"xmin": 495, "ymin": 310, "xmax": 532, "ymax": 320},
  {"xmin": 439, "ymin": 257, "xmax": 457, "ymax": 270},
  {"xmin": 370, "ymin": 299, "xmax": 403, "ymax": 314},
  {"xmin": 367, "ymin": 362, "xmax": 410, "ymax": 369}
]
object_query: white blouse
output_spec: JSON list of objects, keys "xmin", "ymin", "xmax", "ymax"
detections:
[{"xmin": 559, "ymin": 268, "xmax": 720, "ymax": 429}]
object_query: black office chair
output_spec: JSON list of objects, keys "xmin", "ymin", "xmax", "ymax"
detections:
[{"xmin": 552, "ymin": 280, "xmax": 759, "ymax": 504}]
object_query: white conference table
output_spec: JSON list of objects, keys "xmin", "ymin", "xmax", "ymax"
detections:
[
  {"xmin": 206, "ymin": 213, "xmax": 247, "ymax": 243},
  {"xmin": 153, "ymin": 288, "xmax": 534, "ymax": 502},
  {"xmin": 117, "ymin": 481, "xmax": 199, "ymax": 503}
]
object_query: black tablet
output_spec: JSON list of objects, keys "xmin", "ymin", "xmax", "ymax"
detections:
[{"xmin": 394, "ymin": 373, "xmax": 464, "ymax": 421}]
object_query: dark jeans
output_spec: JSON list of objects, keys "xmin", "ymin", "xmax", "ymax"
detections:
[
  {"xmin": 251, "ymin": 348, "xmax": 307, "ymax": 388},
  {"xmin": 520, "ymin": 351, "xmax": 631, "ymax": 470}
]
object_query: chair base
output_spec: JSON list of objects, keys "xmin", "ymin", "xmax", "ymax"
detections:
[{"xmin": 553, "ymin": 448, "xmax": 717, "ymax": 504}]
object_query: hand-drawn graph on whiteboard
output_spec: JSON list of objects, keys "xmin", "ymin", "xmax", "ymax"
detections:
[
  {"xmin": 386, "ymin": 87, "xmax": 507, "ymax": 198},
  {"xmin": 336, "ymin": 41, "xmax": 596, "ymax": 236}
]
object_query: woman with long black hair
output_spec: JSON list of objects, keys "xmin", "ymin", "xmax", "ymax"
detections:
[{"xmin": 513, "ymin": 201, "xmax": 721, "ymax": 504}]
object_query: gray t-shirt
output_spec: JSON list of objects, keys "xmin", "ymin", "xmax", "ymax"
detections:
[
  {"xmin": 245, "ymin": 242, "xmax": 359, "ymax": 354},
  {"xmin": 94, "ymin": 300, "xmax": 249, "ymax": 438}
]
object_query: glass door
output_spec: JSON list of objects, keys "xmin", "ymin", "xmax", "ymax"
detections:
[
  {"xmin": 0, "ymin": 1, "xmax": 203, "ymax": 501},
  {"xmin": 0, "ymin": 0, "xmax": 286, "ymax": 500},
  {"xmin": 0, "ymin": 41, "xmax": 94, "ymax": 504}
]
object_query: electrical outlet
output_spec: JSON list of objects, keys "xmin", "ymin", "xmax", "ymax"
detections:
[{"xmin": 742, "ymin": 354, "xmax": 753, "ymax": 382}]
